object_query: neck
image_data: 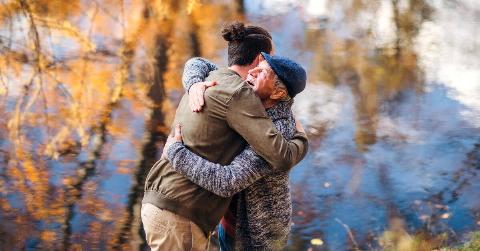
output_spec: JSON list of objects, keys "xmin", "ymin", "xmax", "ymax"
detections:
[
  {"xmin": 262, "ymin": 99, "xmax": 277, "ymax": 109},
  {"xmin": 229, "ymin": 65, "xmax": 251, "ymax": 80}
]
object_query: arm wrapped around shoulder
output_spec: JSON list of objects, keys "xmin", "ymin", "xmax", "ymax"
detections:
[{"xmin": 226, "ymin": 85, "xmax": 308, "ymax": 171}]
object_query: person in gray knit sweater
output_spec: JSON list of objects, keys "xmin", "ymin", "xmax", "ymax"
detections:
[{"xmin": 164, "ymin": 53, "xmax": 307, "ymax": 250}]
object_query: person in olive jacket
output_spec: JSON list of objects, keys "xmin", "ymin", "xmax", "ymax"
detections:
[{"xmin": 141, "ymin": 22, "xmax": 308, "ymax": 251}]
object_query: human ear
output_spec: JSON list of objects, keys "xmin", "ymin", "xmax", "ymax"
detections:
[
  {"xmin": 256, "ymin": 54, "xmax": 264, "ymax": 65},
  {"xmin": 270, "ymin": 88, "xmax": 287, "ymax": 100}
]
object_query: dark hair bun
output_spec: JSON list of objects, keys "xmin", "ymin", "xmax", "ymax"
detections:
[{"xmin": 221, "ymin": 22, "xmax": 246, "ymax": 42}]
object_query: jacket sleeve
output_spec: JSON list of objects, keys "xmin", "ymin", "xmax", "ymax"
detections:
[
  {"xmin": 182, "ymin": 57, "xmax": 218, "ymax": 92},
  {"xmin": 226, "ymin": 86, "xmax": 308, "ymax": 171},
  {"xmin": 167, "ymin": 142, "xmax": 271, "ymax": 198}
]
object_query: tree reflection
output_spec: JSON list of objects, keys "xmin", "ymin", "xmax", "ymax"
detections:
[
  {"xmin": 304, "ymin": 0, "xmax": 432, "ymax": 151},
  {"xmin": 286, "ymin": 1, "xmax": 479, "ymax": 249},
  {"xmin": 0, "ymin": 0, "xmax": 241, "ymax": 249},
  {"xmin": 1, "ymin": 0, "xmax": 478, "ymax": 250}
]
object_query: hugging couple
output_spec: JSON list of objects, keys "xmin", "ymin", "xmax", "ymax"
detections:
[{"xmin": 141, "ymin": 21, "xmax": 309, "ymax": 251}]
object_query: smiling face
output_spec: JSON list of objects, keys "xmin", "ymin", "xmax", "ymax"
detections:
[{"xmin": 246, "ymin": 60, "xmax": 277, "ymax": 100}]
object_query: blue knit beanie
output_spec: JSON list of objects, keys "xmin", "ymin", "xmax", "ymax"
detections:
[{"xmin": 261, "ymin": 52, "xmax": 306, "ymax": 97}]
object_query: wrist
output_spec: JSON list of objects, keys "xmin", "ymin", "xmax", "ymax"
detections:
[
  {"xmin": 186, "ymin": 79, "xmax": 203, "ymax": 93},
  {"xmin": 166, "ymin": 142, "xmax": 185, "ymax": 162}
]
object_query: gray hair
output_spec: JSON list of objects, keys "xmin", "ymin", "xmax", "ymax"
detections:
[{"xmin": 274, "ymin": 76, "xmax": 292, "ymax": 102}]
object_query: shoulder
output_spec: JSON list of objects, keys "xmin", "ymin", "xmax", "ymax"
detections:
[
  {"xmin": 206, "ymin": 68, "xmax": 244, "ymax": 88},
  {"xmin": 227, "ymin": 84, "xmax": 265, "ymax": 116},
  {"xmin": 205, "ymin": 69, "xmax": 256, "ymax": 102}
]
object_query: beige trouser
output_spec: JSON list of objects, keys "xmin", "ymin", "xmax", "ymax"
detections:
[{"xmin": 141, "ymin": 203, "xmax": 208, "ymax": 251}]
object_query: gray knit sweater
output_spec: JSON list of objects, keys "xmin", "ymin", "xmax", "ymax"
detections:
[{"xmin": 167, "ymin": 57, "xmax": 297, "ymax": 250}]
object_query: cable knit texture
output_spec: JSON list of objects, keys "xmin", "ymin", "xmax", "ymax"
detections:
[{"xmin": 167, "ymin": 57, "xmax": 298, "ymax": 250}]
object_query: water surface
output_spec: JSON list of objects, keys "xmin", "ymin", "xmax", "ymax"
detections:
[{"xmin": 0, "ymin": 0, "xmax": 479, "ymax": 250}]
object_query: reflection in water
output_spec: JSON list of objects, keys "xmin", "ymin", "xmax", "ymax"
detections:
[
  {"xmin": 0, "ymin": 0, "xmax": 241, "ymax": 250},
  {"xmin": 1, "ymin": 0, "xmax": 479, "ymax": 250}
]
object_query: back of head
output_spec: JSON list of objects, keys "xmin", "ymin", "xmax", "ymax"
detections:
[{"xmin": 221, "ymin": 22, "xmax": 272, "ymax": 66}]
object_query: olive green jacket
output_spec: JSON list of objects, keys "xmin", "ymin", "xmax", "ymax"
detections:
[{"xmin": 142, "ymin": 68, "xmax": 308, "ymax": 235}]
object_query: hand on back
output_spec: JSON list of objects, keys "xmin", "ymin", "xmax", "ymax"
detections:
[
  {"xmin": 161, "ymin": 124, "xmax": 183, "ymax": 159},
  {"xmin": 188, "ymin": 81, "xmax": 217, "ymax": 112}
]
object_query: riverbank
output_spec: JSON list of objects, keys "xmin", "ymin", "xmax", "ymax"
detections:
[
  {"xmin": 446, "ymin": 232, "xmax": 480, "ymax": 251},
  {"xmin": 379, "ymin": 228, "xmax": 480, "ymax": 251}
]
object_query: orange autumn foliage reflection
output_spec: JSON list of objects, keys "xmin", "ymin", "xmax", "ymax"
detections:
[{"xmin": 0, "ymin": 0, "xmax": 242, "ymax": 249}]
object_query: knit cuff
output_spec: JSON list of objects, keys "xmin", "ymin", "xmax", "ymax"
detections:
[
  {"xmin": 184, "ymin": 78, "xmax": 203, "ymax": 93},
  {"xmin": 166, "ymin": 142, "xmax": 185, "ymax": 162}
]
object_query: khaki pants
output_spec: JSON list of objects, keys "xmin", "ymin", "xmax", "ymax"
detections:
[{"xmin": 141, "ymin": 203, "xmax": 208, "ymax": 251}]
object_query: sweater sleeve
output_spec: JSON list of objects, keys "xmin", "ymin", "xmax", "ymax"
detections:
[
  {"xmin": 182, "ymin": 57, "xmax": 218, "ymax": 92},
  {"xmin": 226, "ymin": 86, "xmax": 309, "ymax": 171},
  {"xmin": 167, "ymin": 142, "xmax": 272, "ymax": 198}
]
